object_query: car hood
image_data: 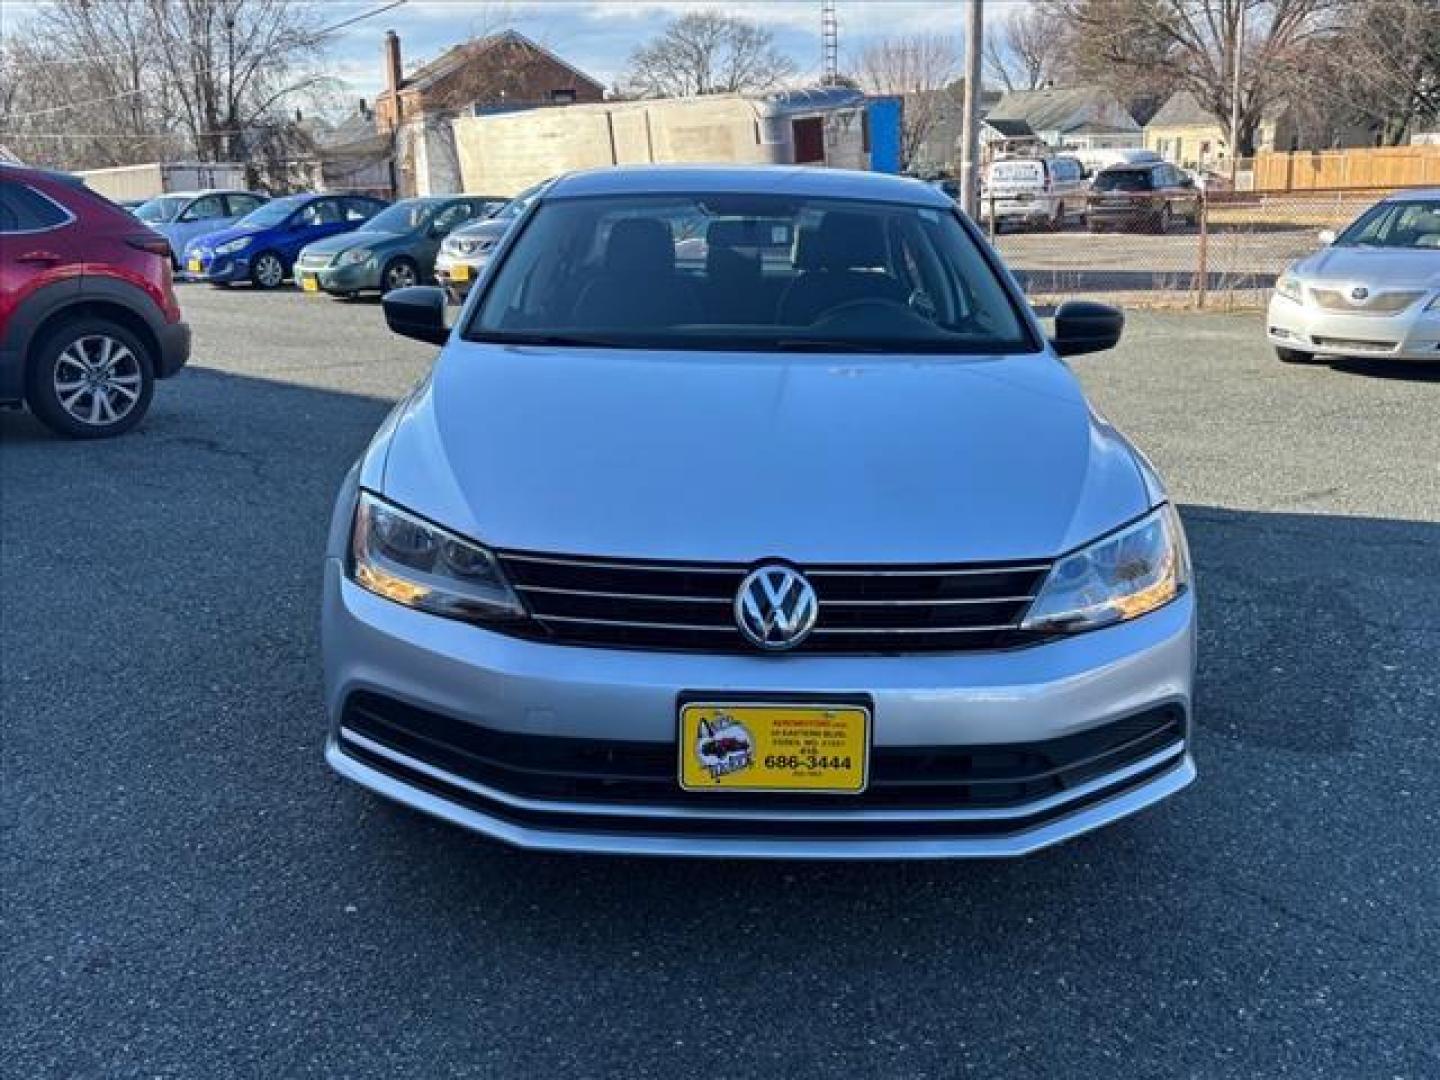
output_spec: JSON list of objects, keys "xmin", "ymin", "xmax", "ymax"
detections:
[
  {"xmin": 1296, "ymin": 246, "xmax": 1440, "ymax": 288},
  {"xmin": 450, "ymin": 219, "xmax": 508, "ymax": 242},
  {"xmin": 189, "ymin": 221, "xmax": 270, "ymax": 250},
  {"xmin": 375, "ymin": 346, "xmax": 1151, "ymax": 564},
  {"xmin": 303, "ymin": 231, "xmax": 403, "ymax": 257}
]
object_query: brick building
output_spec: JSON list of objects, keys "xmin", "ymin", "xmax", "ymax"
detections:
[{"xmin": 375, "ymin": 29, "xmax": 605, "ymax": 194}]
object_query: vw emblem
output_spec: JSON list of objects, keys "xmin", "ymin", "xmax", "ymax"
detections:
[
  {"xmin": 734, "ymin": 564, "xmax": 819, "ymax": 651},
  {"xmin": 1349, "ymin": 285, "xmax": 1370, "ymax": 302}
]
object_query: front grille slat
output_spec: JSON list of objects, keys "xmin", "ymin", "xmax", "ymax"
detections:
[
  {"xmin": 340, "ymin": 692, "xmax": 1186, "ymax": 813},
  {"xmin": 497, "ymin": 549, "xmax": 1050, "ymax": 654}
]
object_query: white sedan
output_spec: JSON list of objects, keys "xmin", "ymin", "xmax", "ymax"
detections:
[{"xmin": 1267, "ymin": 190, "xmax": 1440, "ymax": 364}]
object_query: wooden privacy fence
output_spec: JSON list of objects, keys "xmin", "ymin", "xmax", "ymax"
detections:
[{"xmin": 1254, "ymin": 147, "xmax": 1440, "ymax": 192}]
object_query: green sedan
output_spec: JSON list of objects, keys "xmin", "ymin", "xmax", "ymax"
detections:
[{"xmin": 294, "ymin": 196, "xmax": 505, "ymax": 297}]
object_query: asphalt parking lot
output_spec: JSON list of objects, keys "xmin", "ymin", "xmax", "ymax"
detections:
[{"xmin": 3, "ymin": 285, "xmax": 1438, "ymax": 1078}]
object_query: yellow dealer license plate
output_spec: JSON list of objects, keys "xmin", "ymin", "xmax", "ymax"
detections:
[
  {"xmin": 300, "ymin": 274, "xmax": 319, "ymax": 292},
  {"xmin": 678, "ymin": 702, "xmax": 870, "ymax": 793},
  {"xmin": 187, "ymin": 258, "xmax": 202, "ymax": 274},
  {"xmin": 450, "ymin": 263, "xmax": 470, "ymax": 282}
]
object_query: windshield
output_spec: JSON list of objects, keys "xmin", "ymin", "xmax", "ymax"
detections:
[
  {"xmin": 989, "ymin": 161, "xmax": 1044, "ymax": 184},
  {"xmin": 362, "ymin": 199, "xmax": 434, "ymax": 234},
  {"xmin": 236, "ymin": 196, "xmax": 304, "ymax": 228},
  {"xmin": 466, "ymin": 193, "xmax": 1033, "ymax": 354},
  {"xmin": 135, "ymin": 196, "xmax": 186, "ymax": 223},
  {"xmin": 1092, "ymin": 170, "xmax": 1152, "ymax": 193},
  {"xmin": 1336, "ymin": 199, "xmax": 1440, "ymax": 249}
]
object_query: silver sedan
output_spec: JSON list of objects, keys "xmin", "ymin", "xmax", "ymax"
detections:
[
  {"xmin": 1268, "ymin": 190, "xmax": 1440, "ymax": 364},
  {"xmin": 323, "ymin": 166, "xmax": 1196, "ymax": 859}
]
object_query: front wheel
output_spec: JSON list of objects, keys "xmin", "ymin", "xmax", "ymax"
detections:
[
  {"xmin": 381, "ymin": 257, "xmax": 419, "ymax": 293},
  {"xmin": 26, "ymin": 318, "xmax": 155, "ymax": 439},
  {"xmin": 250, "ymin": 251, "xmax": 286, "ymax": 289},
  {"xmin": 1275, "ymin": 346, "xmax": 1316, "ymax": 364}
]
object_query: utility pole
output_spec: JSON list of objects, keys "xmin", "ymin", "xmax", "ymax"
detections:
[
  {"xmin": 1229, "ymin": 0, "xmax": 1245, "ymax": 186},
  {"xmin": 958, "ymin": 0, "xmax": 984, "ymax": 219}
]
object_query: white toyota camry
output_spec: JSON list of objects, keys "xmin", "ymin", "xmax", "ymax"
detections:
[{"xmin": 1268, "ymin": 190, "xmax": 1440, "ymax": 365}]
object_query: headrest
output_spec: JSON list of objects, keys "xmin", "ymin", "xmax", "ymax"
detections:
[
  {"xmin": 812, "ymin": 212, "xmax": 887, "ymax": 271},
  {"xmin": 606, "ymin": 218, "xmax": 674, "ymax": 275}
]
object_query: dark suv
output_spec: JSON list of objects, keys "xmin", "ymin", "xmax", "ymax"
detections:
[
  {"xmin": 1086, "ymin": 163, "xmax": 1202, "ymax": 233},
  {"xmin": 0, "ymin": 164, "xmax": 189, "ymax": 437}
]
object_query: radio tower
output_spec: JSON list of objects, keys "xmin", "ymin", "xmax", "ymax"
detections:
[{"xmin": 820, "ymin": 0, "xmax": 839, "ymax": 85}]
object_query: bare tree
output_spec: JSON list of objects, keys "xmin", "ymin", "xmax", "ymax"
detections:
[
  {"xmin": 984, "ymin": 7, "xmax": 1068, "ymax": 93},
  {"xmin": 1301, "ymin": 0, "xmax": 1440, "ymax": 145},
  {"xmin": 0, "ymin": 0, "xmax": 331, "ymax": 168},
  {"xmin": 1047, "ymin": 0, "xmax": 1347, "ymax": 155},
  {"xmin": 853, "ymin": 34, "xmax": 961, "ymax": 170},
  {"xmin": 624, "ymin": 11, "xmax": 797, "ymax": 98}
]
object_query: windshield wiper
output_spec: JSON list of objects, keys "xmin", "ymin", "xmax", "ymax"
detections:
[
  {"xmin": 465, "ymin": 331, "xmax": 627, "ymax": 348},
  {"xmin": 774, "ymin": 339, "xmax": 889, "ymax": 352}
]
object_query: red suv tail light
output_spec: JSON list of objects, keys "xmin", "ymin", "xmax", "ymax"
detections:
[{"xmin": 125, "ymin": 234, "xmax": 173, "ymax": 259}]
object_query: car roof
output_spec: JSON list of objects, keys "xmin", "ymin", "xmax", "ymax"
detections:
[
  {"xmin": 1383, "ymin": 188, "xmax": 1440, "ymax": 201},
  {"xmin": 545, "ymin": 165, "xmax": 954, "ymax": 208}
]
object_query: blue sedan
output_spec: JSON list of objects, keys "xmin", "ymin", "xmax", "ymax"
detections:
[
  {"xmin": 183, "ymin": 193, "xmax": 389, "ymax": 288},
  {"xmin": 133, "ymin": 190, "xmax": 269, "ymax": 267}
]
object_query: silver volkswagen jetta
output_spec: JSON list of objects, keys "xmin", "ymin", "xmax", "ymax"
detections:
[{"xmin": 323, "ymin": 166, "xmax": 1196, "ymax": 859}]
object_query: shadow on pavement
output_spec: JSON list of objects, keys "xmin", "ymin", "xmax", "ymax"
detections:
[{"xmin": 4, "ymin": 364, "xmax": 1437, "ymax": 1077}]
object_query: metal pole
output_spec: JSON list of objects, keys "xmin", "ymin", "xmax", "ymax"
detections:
[
  {"xmin": 958, "ymin": 0, "xmax": 984, "ymax": 219},
  {"xmin": 1229, "ymin": 1, "xmax": 1245, "ymax": 187}
]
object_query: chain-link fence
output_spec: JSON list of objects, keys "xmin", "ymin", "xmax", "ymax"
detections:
[{"xmin": 985, "ymin": 189, "xmax": 1409, "ymax": 310}]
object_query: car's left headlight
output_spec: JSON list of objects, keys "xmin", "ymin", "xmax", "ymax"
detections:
[
  {"xmin": 1022, "ymin": 505, "xmax": 1190, "ymax": 633},
  {"xmin": 340, "ymin": 247, "xmax": 373, "ymax": 266},
  {"xmin": 1274, "ymin": 272, "xmax": 1304, "ymax": 304},
  {"xmin": 349, "ymin": 491, "xmax": 524, "ymax": 624},
  {"xmin": 215, "ymin": 236, "xmax": 252, "ymax": 255}
]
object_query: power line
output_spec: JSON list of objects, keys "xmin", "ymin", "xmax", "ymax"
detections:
[{"xmin": 4, "ymin": 0, "xmax": 407, "ymax": 120}]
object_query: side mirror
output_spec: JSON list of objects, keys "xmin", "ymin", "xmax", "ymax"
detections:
[
  {"xmin": 1050, "ymin": 300, "xmax": 1124, "ymax": 357},
  {"xmin": 383, "ymin": 286, "xmax": 449, "ymax": 346},
  {"xmin": 1317, "ymin": 229, "xmax": 1336, "ymax": 245}
]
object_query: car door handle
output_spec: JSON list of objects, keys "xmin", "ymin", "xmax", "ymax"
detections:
[{"xmin": 17, "ymin": 250, "xmax": 63, "ymax": 266}]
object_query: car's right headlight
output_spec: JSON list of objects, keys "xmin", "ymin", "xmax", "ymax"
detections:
[
  {"xmin": 1022, "ymin": 505, "xmax": 1190, "ymax": 634},
  {"xmin": 349, "ymin": 491, "xmax": 524, "ymax": 624},
  {"xmin": 1274, "ymin": 272, "xmax": 1304, "ymax": 304},
  {"xmin": 215, "ymin": 236, "xmax": 252, "ymax": 255}
]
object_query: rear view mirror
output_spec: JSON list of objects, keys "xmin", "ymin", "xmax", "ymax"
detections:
[
  {"xmin": 382, "ymin": 286, "xmax": 449, "ymax": 345},
  {"xmin": 1318, "ymin": 229, "xmax": 1336, "ymax": 245},
  {"xmin": 1050, "ymin": 300, "xmax": 1124, "ymax": 357}
]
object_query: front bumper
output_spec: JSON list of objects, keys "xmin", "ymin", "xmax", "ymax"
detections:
[
  {"xmin": 1267, "ymin": 293, "xmax": 1440, "ymax": 361},
  {"xmin": 323, "ymin": 561, "xmax": 1197, "ymax": 858},
  {"xmin": 297, "ymin": 258, "xmax": 381, "ymax": 295},
  {"xmin": 434, "ymin": 252, "xmax": 489, "ymax": 299},
  {"xmin": 183, "ymin": 250, "xmax": 249, "ymax": 283}
]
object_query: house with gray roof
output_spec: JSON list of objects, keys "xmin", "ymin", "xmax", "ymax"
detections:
[{"xmin": 982, "ymin": 86, "xmax": 1142, "ymax": 153}]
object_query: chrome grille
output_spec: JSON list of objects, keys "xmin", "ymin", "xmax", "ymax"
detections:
[
  {"xmin": 1308, "ymin": 287, "xmax": 1424, "ymax": 314},
  {"xmin": 1312, "ymin": 336, "xmax": 1398, "ymax": 354},
  {"xmin": 299, "ymin": 252, "xmax": 332, "ymax": 269},
  {"xmin": 495, "ymin": 551, "xmax": 1050, "ymax": 654}
]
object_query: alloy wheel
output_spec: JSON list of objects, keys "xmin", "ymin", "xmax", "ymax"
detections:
[
  {"xmin": 52, "ymin": 335, "xmax": 143, "ymax": 428},
  {"xmin": 255, "ymin": 254, "xmax": 284, "ymax": 288},
  {"xmin": 384, "ymin": 262, "xmax": 417, "ymax": 291}
]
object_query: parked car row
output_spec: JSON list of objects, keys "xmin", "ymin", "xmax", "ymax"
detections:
[
  {"xmin": 975, "ymin": 153, "xmax": 1203, "ymax": 234},
  {"xmin": 154, "ymin": 190, "xmax": 530, "ymax": 298}
]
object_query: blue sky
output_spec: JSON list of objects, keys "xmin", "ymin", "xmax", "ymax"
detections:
[{"xmin": 317, "ymin": 1, "xmax": 1022, "ymax": 99}]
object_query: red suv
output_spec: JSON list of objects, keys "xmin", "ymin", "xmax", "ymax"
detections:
[{"xmin": 1, "ymin": 163, "xmax": 190, "ymax": 438}]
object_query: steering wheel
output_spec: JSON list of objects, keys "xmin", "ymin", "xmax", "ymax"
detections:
[{"xmin": 810, "ymin": 297, "xmax": 932, "ymax": 332}]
